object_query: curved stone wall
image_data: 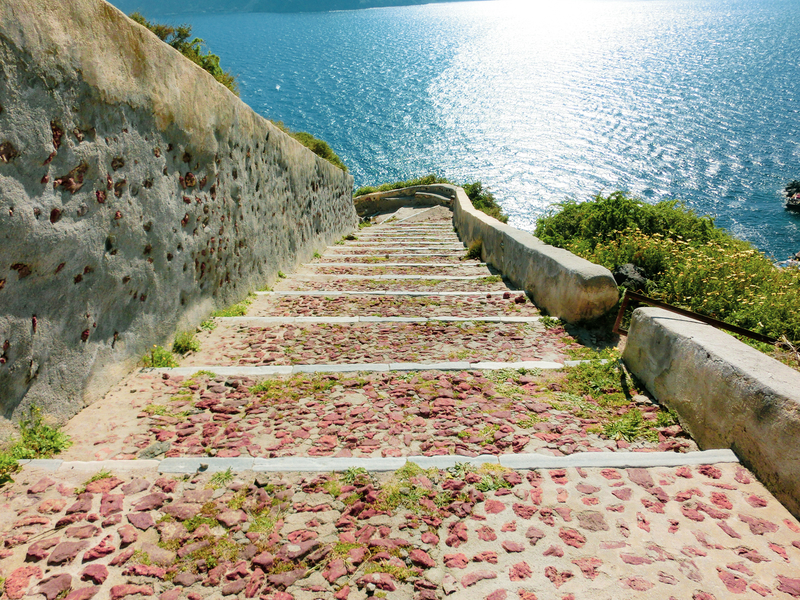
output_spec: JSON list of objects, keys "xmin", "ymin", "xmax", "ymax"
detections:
[
  {"xmin": 355, "ymin": 184, "xmax": 618, "ymax": 323},
  {"xmin": 0, "ymin": 0, "xmax": 357, "ymax": 421}
]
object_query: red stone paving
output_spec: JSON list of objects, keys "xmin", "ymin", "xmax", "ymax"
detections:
[
  {"xmin": 326, "ymin": 248, "xmax": 464, "ymax": 256},
  {"xmin": 317, "ymin": 256, "xmax": 475, "ymax": 264},
  {"xmin": 305, "ymin": 266, "xmax": 490, "ymax": 277},
  {"xmin": 1, "ymin": 463, "xmax": 798, "ymax": 600},
  {"xmin": 275, "ymin": 278, "xmax": 509, "ymax": 292},
  {"xmin": 60, "ymin": 370, "xmax": 695, "ymax": 462},
  {"xmin": 248, "ymin": 295, "xmax": 541, "ymax": 318},
  {"xmin": 187, "ymin": 321, "xmax": 566, "ymax": 366}
]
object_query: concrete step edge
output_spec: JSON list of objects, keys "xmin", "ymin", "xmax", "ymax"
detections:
[
  {"xmin": 255, "ymin": 291, "xmax": 525, "ymax": 296},
  {"xmin": 217, "ymin": 316, "xmax": 542, "ymax": 324},
  {"xmin": 20, "ymin": 449, "xmax": 739, "ymax": 474},
  {"xmin": 147, "ymin": 360, "xmax": 565, "ymax": 377}
]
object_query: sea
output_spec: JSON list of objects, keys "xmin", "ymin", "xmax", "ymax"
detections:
[{"xmin": 148, "ymin": 0, "xmax": 800, "ymax": 260}]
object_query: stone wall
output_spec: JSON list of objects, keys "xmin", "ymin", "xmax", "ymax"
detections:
[
  {"xmin": 623, "ymin": 307, "xmax": 800, "ymax": 519},
  {"xmin": 0, "ymin": 0, "xmax": 357, "ymax": 422}
]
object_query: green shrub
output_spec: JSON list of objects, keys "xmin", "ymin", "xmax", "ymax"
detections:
[
  {"xmin": 173, "ymin": 331, "xmax": 200, "ymax": 354},
  {"xmin": 142, "ymin": 345, "xmax": 179, "ymax": 368},
  {"xmin": 129, "ymin": 13, "xmax": 238, "ymax": 96},
  {"xmin": 289, "ymin": 131, "xmax": 347, "ymax": 172},
  {"xmin": 534, "ymin": 191, "xmax": 720, "ymax": 252},
  {"xmin": 465, "ymin": 240, "xmax": 482, "ymax": 261},
  {"xmin": 535, "ymin": 192, "xmax": 800, "ymax": 344},
  {"xmin": 270, "ymin": 121, "xmax": 347, "ymax": 171},
  {"xmin": 354, "ymin": 174, "xmax": 508, "ymax": 222},
  {"xmin": 462, "ymin": 181, "xmax": 508, "ymax": 223},
  {"xmin": 0, "ymin": 406, "xmax": 73, "ymax": 484}
]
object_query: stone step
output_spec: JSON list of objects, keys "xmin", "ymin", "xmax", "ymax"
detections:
[
  {"xmin": 282, "ymin": 274, "xmax": 498, "ymax": 281},
  {"xmin": 334, "ymin": 242, "xmax": 464, "ymax": 247},
  {"xmin": 218, "ymin": 316, "xmax": 542, "ymax": 324},
  {"xmin": 8, "ymin": 457, "xmax": 798, "ymax": 600},
  {"xmin": 272, "ymin": 277, "xmax": 508, "ymax": 293},
  {"xmin": 312, "ymin": 262, "xmax": 486, "ymax": 267},
  {"xmin": 322, "ymin": 253, "xmax": 466, "ymax": 258},
  {"xmin": 324, "ymin": 249, "xmax": 465, "ymax": 256},
  {"xmin": 21, "ymin": 449, "xmax": 741, "ymax": 473},
  {"xmin": 61, "ymin": 367, "xmax": 693, "ymax": 462},
  {"xmin": 246, "ymin": 293, "xmax": 538, "ymax": 318},
  {"xmin": 300, "ymin": 265, "xmax": 492, "ymax": 277},
  {"xmin": 186, "ymin": 319, "xmax": 565, "ymax": 367}
]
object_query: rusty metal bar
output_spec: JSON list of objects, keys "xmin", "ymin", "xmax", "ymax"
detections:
[{"xmin": 612, "ymin": 290, "xmax": 777, "ymax": 345}]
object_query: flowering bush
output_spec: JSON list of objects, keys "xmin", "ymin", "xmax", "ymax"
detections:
[{"xmin": 536, "ymin": 192, "xmax": 800, "ymax": 344}]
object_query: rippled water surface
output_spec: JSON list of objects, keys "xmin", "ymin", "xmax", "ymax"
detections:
[{"xmin": 171, "ymin": 0, "xmax": 800, "ymax": 259}]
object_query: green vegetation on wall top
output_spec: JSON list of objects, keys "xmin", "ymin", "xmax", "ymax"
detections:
[
  {"xmin": 270, "ymin": 122, "xmax": 347, "ymax": 172},
  {"xmin": 129, "ymin": 13, "xmax": 347, "ymax": 172},
  {"xmin": 130, "ymin": 12, "xmax": 239, "ymax": 95},
  {"xmin": 354, "ymin": 174, "xmax": 508, "ymax": 223}
]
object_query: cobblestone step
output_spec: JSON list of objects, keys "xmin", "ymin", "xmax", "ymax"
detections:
[
  {"xmin": 186, "ymin": 320, "xmax": 566, "ymax": 367},
  {"xmin": 246, "ymin": 293, "xmax": 538, "ymax": 318}
]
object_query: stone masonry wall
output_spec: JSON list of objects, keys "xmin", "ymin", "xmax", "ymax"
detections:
[{"xmin": 0, "ymin": 0, "xmax": 357, "ymax": 422}]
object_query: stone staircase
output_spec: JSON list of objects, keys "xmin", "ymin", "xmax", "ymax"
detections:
[{"xmin": 1, "ymin": 206, "xmax": 799, "ymax": 600}]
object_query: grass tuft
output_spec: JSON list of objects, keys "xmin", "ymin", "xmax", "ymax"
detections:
[
  {"xmin": 142, "ymin": 345, "xmax": 178, "ymax": 368},
  {"xmin": 0, "ymin": 406, "xmax": 72, "ymax": 484},
  {"xmin": 173, "ymin": 331, "xmax": 200, "ymax": 354},
  {"xmin": 465, "ymin": 240, "xmax": 482, "ymax": 261},
  {"xmin": 211, "ymin": 293, "xmax": 254, "ymax": 318}
]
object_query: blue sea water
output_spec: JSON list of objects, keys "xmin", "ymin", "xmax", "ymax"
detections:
[{"xmin": 158, "ymin": 0, "xmax": 800, "ymax": 260}]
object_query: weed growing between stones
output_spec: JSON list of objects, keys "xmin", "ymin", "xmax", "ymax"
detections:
[
  {"xmin": 465, "ymin": 239, "xmax": 483, "ymax": 261},
  {"xmin": 173, "ymin": 331, "xmax": 200, "ymax": 354},
  {"xmin": 10, "ymin": 406, "xmax": 72, "ymax": 459},
  {"xmin": 199, "ymin": 319, "xmax": 217, "ymax": 331},
  {"xmin": 0, "ymin": 406, "xmax": 72, "ymax": 483},
  {"xmin": 211, "ymin": 293, "xmax": 254, "ymax": 318},
  {"xmin": 142, "ymin": 345, "xmax": 179, "ymax": 368},
  {"xmin": 75, "ymin": 469, "xmax": 113, "ymax": 494},
  {"xmin": 211, "ymin": 467, "xmax": 235, "ymax": 488}
]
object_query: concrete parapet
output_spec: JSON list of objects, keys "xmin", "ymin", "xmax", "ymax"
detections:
[
  {"xmin": 355, "ymin": 184, "xmax": 618, "ymax": 321},
  {"xmin": 623, "ymin": 306, "xmax": 800, "ymax": 518},
  {"xmin": 449, "ymin": 186, "xmax": 618, "ymax": 323},
  {"xmin": 353, "ymin": 184, "xmax": 455, "ymax": 217}
]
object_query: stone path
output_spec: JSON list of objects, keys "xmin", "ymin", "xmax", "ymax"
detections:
[{"xmin": 2, "ymin": 207, "xmax": 799, "ymax": 600}]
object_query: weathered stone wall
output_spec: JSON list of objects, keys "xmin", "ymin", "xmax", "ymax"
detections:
[
  {"xmin": 623, "ymin": 307, "xmax": 800, "ymax": 519},
  {"xmin": 0, "ymin": 0, "xmax": 357, "ymax": 422}
]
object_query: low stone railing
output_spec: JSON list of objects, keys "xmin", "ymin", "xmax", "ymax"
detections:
[
  {"xmin": 623, "ymin": 307, "xmax": 800, "ymax": 519},
  {"xmin": 354, "ymin": 184, "xmax": 619, "ymax": 323}
]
